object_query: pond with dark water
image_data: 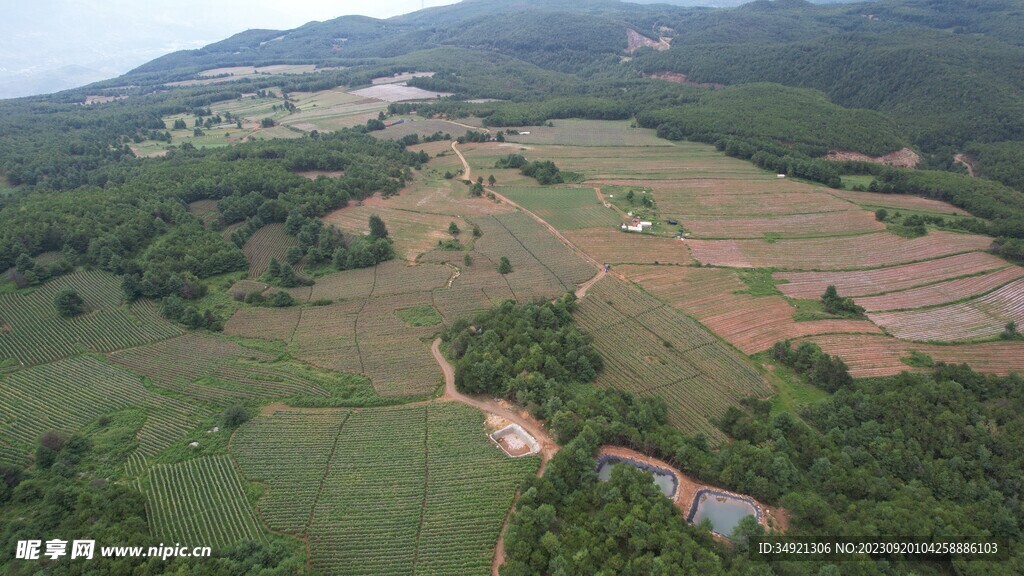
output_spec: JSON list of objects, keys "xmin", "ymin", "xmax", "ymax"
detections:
[{"xmin": 595, "ymin": 456, "xmax": 677, "ymax": 498}]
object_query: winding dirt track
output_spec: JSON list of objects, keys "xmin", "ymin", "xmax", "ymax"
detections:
[
  {"xmin": 450, "ymin": 142, "xmax": 606, "ymax": 297},
  {"xmin": 431, "ymin": 338, "xmax": 558, "ymax": 576}
]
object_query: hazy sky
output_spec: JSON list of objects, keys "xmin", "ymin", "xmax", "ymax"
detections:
[{"xmin": 0, "ymin": 0, "xmax": 460, "ymax": 98}]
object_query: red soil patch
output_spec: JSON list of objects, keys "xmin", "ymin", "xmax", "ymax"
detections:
[
  {"xmin": 688, "ymin": 231, "xmax": 992, "ymax": 270},
  {"xmin": 823, "ymin": 147, "xmax": 920, "ymax": 168},
  {"xmin": 620, "ymin": 265, "xmax": 880, "ymax": 354},
  {"xmin": 867, "ymin": 277, "xmax": 1024, "ymax": 342},
  {"xmin": 684, "ymin": 210, "xmax": 884, "ymax": 239},
  {"xmin": 804, "ymin": 333, "xmax": 1024, "ymax": 378},
  {"xmin": 562, "ymin": 228, "xmax": 692, "ymax": 265},
  {"xmin": 855, "ymin": 265, "xmax": 1024, "ymax": 312},
  {"xmin": 776, "ymin": 252, "xmax": 1008, "ymax": 298}
]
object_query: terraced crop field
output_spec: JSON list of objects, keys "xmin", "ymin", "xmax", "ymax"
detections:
[
  {"xmin": 0, "ymin": 270, "xmax": 181, "ymax": 367},
  {"xmin": 476, "ymin": 212, "xmax": 595, "ymax": 299},
  {"xmin": 244, "ymin": 223, "xmax": 299, "ymax": 278},
  {"xmin": 775, "ymin": 252, "xmax": 1009, "ymax": 299},
  {"xmin": 503, "ymin": 119, "xmax": 670, "ymax": 147},
  {"xmin": 0, "ymin": 355, "xmax": 200, "ymax": 455},
  {"xmin": 146, "ymin": 455, "xmax": 266, "ymax": 549},
  {"xmin": 831, "ymin": 189, "xmax": 966, "ymax": 215},
  {"xmin": 110, "ymin": 333, "xmax": 343, "ymax": 404},
  {"xmin": 868, "ymin": 277, "xmax": 1024, "ymax": 342},
  {"xmin": 620, "ymin": 265, "xmax": 880, "ymax": 354},
  {"xmin": 687, "ymin": 231, "xmax": 992, "ymax": 270},
  {"xmin": 854, "ymin": 266, "xmax": 1024, "ymax": 312},
  {"xmin": 573, "ymin": 276, "xmax": 770, "ymax": 442},
  {"xmin": 372, "ymin": 119, "xmax": 473, "ymax": 141},
  {"xmin": 653, "ymin": 185, "xmax": 859, "ymax": 218},
  {"xmin": 497, "ymin": 186, "xmax": 619, "ymax": 230},
  {"xmin": 804, "ymin": 333, "xmax": 1024, "ymax": 378},
  {"xmin": 683, "ymin": 211, "xmax": 884, "ymax": 239},
  {"xmin": 462, "ymin": 141, "xmax": 775, "ymax": 181},
  {"xmin": 233, "ymin": 404, "xmax": 536, "ymax": 576},
  {"xmin": 562, "ymin": 227, "xmax": 692, "ymax": 265}
]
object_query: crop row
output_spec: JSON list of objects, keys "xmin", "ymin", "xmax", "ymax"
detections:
[
  {"xmin": 855, "ymin": 266, "xmax": 1024, "ymax": 312},
  {"xmin": 688, "ymin": 231, "xmax": 992, "ymax": 270},
  {"xmin": 562, "ymin": 227, "xmax": 693, "ymax": 266},
  {"xmin": 776, "ymin": 251, "xmax": 1008, "ymax": 299},
  {"xmin": 575, "ymin": 277, "xmax": 770, "ymax": 443},
  {"xmin": 869, "ymin": 277, "xmax": 1024, "ymax": 342},
  {"xmin": 232, "ymin": 410, "xmax": 347, "ymax": 534},
  {"xmin": 309, "ymin": 406, "xmax": 428, "ymax": 575},
  {"xmin": 0, "ymin": 356, "xmax": 200, "ymax": 453},
  {"xmin": 111, "ymin": 333, "xmax": 333, "ymax": 404},
  {"xmin": 244, "ymin": 223, "xmax": 300, "ymax": 278},
  {"xmin": 147, "ymin": 455, "xmax": 266, "ymax": 549},
  {"xmin": 0, "ymin": 271, "xmax": 181, "ymax": 366},
  {"xmin": 805, "ymin": 333, "xmax": 1024, "ymax": 378}
]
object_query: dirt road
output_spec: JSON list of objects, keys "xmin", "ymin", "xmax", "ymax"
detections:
[
  {"xmin": 450, "ymin": 141, "xmax": 606, "ymax": 296},
  {"xmin": 954, "ymin": 153, "xmax": 977, "ymax": 177},
  {"xmin": 431, "ymin": 338, "xmax": 560, "ymax": 576}
]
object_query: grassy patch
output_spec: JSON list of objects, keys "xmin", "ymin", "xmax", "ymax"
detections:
[
  {"xmin": 753, "ymin": 353, "xmax": 829, "ymax": 415},
  {"xmin": 790, "ymin": 298, "xmax": 845, "ymax": 321},
  {"xmin": 901, "ymin": 350, "xmax": 935, "ymax": 367},
  {"xmin": 396, "ymin": 305, "xmax": 443, "ymax": 327},
  {"xmin": 841, "ymin": 174, "xmax": 875, "ymax": 190},
  {"xmin": 735, "ymin": 269, "xmax": 783, "ymax": 296}
]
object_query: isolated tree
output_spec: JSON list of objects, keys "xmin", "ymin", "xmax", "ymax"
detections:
[
  {"xmin": 488, "ymin": 174, "xmax": 496, "ymax": 186},
  {"xmin": 498, "ymin": 257, "xmax": 513, "ymax": 274},
  {"xmin": 626, "ymin": 190, "xmax": 635, "ymax": 203},
  {"xmin": 269, "ymin": 291, "xmax": 295, "ymax": 307},
  {"xmin": 449, "ymin": 222, "xmax": 461, "ymax": 235},
  {"xmin": 1002, "ymin": 321, "xmax": 1020, "ymax": 340},
  {"xmin": 463, "ymin": 254, "xmax": 473, "ymax": 266},
  {"xmin": 821, "ymin": 285, "xmax": 864, "ymax": 317},
  {"xmin": 875, "ymin": 208, "xmax": 888, "ymax": 221},
  {"xmin": 223, "ymin": 404, "xmax": 250, "ymax": 428},
  {"xmin": 369, "ymin": 214, "xmax": 389, "ymax": 240},
  {"xmin": 54, "ymin": 288, "xmax": 85, "ymax": 317}
]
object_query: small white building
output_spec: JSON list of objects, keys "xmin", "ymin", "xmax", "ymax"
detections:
[{"xmin": 777, "ymin": 174, "xmax": 786, "ymax": 179}]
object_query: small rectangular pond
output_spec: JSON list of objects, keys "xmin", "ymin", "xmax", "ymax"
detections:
[
  {"xmin": 595, "ymin": 455, "xmax": 677, "ymax": 499},
  {"xmin": 687, "ymin": 489, "xmax": 759, "ymax": 538}
]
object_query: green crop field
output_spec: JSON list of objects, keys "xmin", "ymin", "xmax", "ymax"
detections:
[
  {"xmin": 473, "ymin": 212, "xmax": 595, "ymax": 301},
  {"xmin": 574, "ymin": 276, "xmax": 771, "ymax": 443},
  {"xmin": 308, "ymin": 403, "xmax": 536, "ymax": 575},
  {"xmin": 233, "ymin": 403, "xmax": 535, "ymax": 575},
  {"xmin": 497, "ymin": 186, "xmax": 620, "ymax": 230},
  {"xmin": 232, "ymin": 409, "xmax": 348, "ymax": 534},
  {"xmin": 146, "ymin": 455, "xmax": 267, "ymax": 549},
  {"xmin": 0, "ymin": 270, "xmax": 181, "ymax": 367},
  {"xmin": 0, "ymin": 355, "xmax": 202, "ymax": 455},
  {"xmin": 110, "ymin": 333, "xmax": 379, "ymax": 406},
  {"xmin": 243, "ymin": 223, "xmax": 300, "ymax": 278}
]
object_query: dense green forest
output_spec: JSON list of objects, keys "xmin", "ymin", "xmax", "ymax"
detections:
[{"xmin": 451, "ymin": 300, "xmax": 1024, "ymax": 575}]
